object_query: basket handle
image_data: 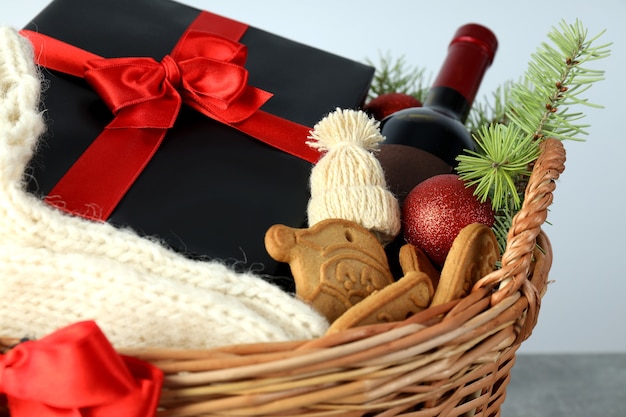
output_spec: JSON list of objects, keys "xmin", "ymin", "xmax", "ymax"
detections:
[{"xmin": 473, "ymin": 138, "xmax": 566, "ymax": 305}]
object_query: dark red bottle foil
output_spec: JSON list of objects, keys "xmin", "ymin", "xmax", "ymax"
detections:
[{"xmin": 430, "ymin": 23, "xmax": 498, "ymax": 107}]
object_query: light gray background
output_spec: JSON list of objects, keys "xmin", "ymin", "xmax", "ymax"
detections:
[{"xmin": 3, "ymin": 0, "xmax": 624, "ymax": 353}]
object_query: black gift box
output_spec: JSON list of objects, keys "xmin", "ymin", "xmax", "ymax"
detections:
[{"xmin": 23, "ymin": 0, "xmax": 374, "ymax": 286}]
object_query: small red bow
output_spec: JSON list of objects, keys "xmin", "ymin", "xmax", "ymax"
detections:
[
  {"xmin": 0, "ymin": 321, "xmax": 163, "ymax": 417},
  {"xmin": 20, "ymin": 11, "xmax": 319, "ymax": 221}
]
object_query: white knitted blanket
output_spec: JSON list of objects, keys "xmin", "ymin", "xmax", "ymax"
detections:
[{"xmin": 0, "ymin": 27, "xmax": 328, "ymax": 348}]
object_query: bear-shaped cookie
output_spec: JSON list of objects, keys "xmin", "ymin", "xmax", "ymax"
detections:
[{"xmin": 265, "ymin": 218, "xmax": 394, "ymax": 323}]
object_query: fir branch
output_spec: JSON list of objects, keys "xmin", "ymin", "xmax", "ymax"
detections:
[
  {"xmin": 457, "ymin": 124, "xmax": 539, "ymax": 211},
  {"xmin": 365, "ymin": 51, "xmax": 431, "ymax": 102},
  {"xmin": 467, "ymin": 80, "xmax": 515, "ymax": 136},
  {"xmin": 506, "ymin": 19, "xmax": 611, "ymax": 142},
  {"xmin": 456, "ymin": 19, "xmax": 610, "ymax": 252},
  {"xmin": 458, "ymin": 19, "xmax": 610, "ymax": 207}
]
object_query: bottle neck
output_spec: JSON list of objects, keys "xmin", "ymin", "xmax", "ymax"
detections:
[
  {"xmin": 423, "ymin": 86, "xmax": 471, "ymax": 123},
  {"xmin": 428, "ymin": 24, "xmax": 497, "ymax": 116}
]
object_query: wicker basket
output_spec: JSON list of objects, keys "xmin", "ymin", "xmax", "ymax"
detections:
[{"xmin": 2, "ymin": 137, "xmax": 565, "ymax": 417}]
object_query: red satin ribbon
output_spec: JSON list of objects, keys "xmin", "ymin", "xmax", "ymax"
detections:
[
  {"xmin": 20, "ymin": 11, "xmax": 320, "ymax": 221},
  {"xmin": 0, "ymin": 321, "xmax": 163, "ymax": 417}
]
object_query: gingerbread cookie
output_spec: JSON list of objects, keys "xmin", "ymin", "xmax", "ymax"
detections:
[
  {"xmin": 399, "ymin": 240, "xmax": 441, "ymax": 293},
  {"xmin": 430, "ymin": 223, "xmax": 500, "ymax": 307},
  {"xmin": 327, "ymin": 244, "xmax": 436, "ymax": 333},
  {"xmin": 265, "ymin": 219, "xmax": 394, "ymax": 323}
]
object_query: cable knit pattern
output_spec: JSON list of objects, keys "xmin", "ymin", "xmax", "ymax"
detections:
[{"xmin": 0, "ymin": 27, "xmax": 328, "ymax": 348}]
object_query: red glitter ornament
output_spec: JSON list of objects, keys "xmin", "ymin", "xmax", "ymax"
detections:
[{"xmin": 402, "ymin": 174, "xmax": 495, "ymax": 267}]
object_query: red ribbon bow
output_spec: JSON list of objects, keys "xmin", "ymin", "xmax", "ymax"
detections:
[
  {"xmin": 0, "ymin": 321, "xmax": 163, "ymax": 417},
  {"xmin": 85, "ymin": 31, "xmax": 271, "ymax": 130},
  {"xmin": 20, "ymin": 11, "xmax": 320, "ymax": 221}
]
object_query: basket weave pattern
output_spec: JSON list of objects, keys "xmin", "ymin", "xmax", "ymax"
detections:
[{"xmin": 2, "ymin": 138, "xmax": 566, "ymax": 416}]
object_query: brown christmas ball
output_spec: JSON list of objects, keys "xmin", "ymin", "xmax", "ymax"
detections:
[
  {"xmin": 402, "ymin": 174, "xmax": 495, "ymax": 267},
  {"xmin": 376, "ymin": 144, "xmax": 452, "ymax": 206}
]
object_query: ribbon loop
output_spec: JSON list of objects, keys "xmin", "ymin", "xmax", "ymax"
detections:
[
  {"xmin": 178, "ymin": 56, "xmax": 269, "ymax": 123},
  {"xmin": 0, "ymin": 321, "xmax": 163, "ymax": 417},
  {"xmin": 85, "ymin": 58, "xmax": 182, "ymax": 130}
]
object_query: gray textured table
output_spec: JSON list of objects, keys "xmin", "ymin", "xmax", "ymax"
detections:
[{"xmin": 501, "ymin": 354, "xmax": 626, "ymax": 416}]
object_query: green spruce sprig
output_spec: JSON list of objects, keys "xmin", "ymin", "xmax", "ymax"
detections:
[
  {"xmin": 457, "ymin": 124, "xmax": 539, "ymax": 211},
  {"xmin": 365, "ymin": 51, "xmax": 431, "ymax": 102},
  {"xmin": 507, "ymin": 19, "xmax": 611, "ymax": 142},
  {"xmin": 466, "ymin": 80, "xmax": 515, "ymax": 136},
  {"xmin": 456, "ymin": 19, "xmax": 611, "ymax": 250}
]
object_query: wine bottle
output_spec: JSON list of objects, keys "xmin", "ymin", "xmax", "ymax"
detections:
[{"xmin": 379, "ymin": 23, "xmax": 498, "ymax": 167}]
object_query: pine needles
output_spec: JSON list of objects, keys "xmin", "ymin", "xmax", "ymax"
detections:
[
  {"xmin": 456, "ymin": 19, "xmax": 611, "ymax": 250},
  {"xmin": 457, "ymin": 124, "xmax": 538, "ymax": 211},
  {"xmin": 365, "ymin": 52, "xmax": 431, "ymax": 102}
]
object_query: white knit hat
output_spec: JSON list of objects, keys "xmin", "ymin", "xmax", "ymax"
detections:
[
  {"xmin": 306, "ymin": 108, "xmax": 401, "ymax": 243},
  {"xmin": 0, "ymin": 27, "xmax": 328, "ymax": 348}
]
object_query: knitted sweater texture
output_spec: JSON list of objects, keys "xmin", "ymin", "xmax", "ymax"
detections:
[{"xmin": 0, "ymin": 27, "xmax": 328, "ymax": 348}]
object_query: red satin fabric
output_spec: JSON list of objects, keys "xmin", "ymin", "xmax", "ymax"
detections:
[
  {"xmin": 20, "ymin": 11, "xmax": 320, "ymax": 221},
  {"xmin": 0, "ymin": 321, "xmax": 163, "ymax": 417}
]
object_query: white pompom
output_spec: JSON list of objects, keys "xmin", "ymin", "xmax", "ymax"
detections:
[{"xmin": 306, "ymin": 108, "xmax": 385, "ymax": 153}]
